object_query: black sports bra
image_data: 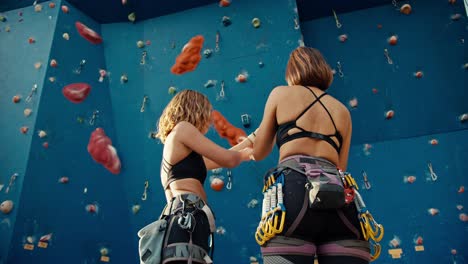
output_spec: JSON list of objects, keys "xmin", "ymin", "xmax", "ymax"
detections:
[
  {"xmin": 162, "ymin": 151, "xmax": 207, "ymax": 189},
  {"xmin": 276, "ymin": 86, "xmax": 343, "ymax": 153}
]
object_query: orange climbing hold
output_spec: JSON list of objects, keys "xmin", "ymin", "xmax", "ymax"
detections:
[
  {"xmin": 212, "ymin": 110, "xmax": 247, "ymax": 146},
  {"xmin": 171, "ymin": 35, "xmax": 204, "ymax": 75}
]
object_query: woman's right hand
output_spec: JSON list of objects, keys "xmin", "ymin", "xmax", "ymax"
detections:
[{"xmin": 239, "ymin": 147, "xmax": 254, "ymax": 162}]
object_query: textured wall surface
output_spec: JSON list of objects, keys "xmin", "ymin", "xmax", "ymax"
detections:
[{"xmin": 1, "ymin": 0, "xmax": 466, "ymax": 263}]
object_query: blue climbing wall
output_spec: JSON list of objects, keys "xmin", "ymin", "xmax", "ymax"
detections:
[
  {"xmin": 1, "ymin": 0, "xmax": 466, "ymax": 263},
  {"xmin": 302, "ymin": 0, "xmax": 468, "ymax": 263},
  {"xmin": 1, "ymin": 1, "xmax": 134, "ymax": 263},
  {"xmin": 101, "ymin": 0, "xmax": 301, "ymax": 262},
  {"xmin": 0, "ymin": 4, "xmax": 57, "ymax": 262}
]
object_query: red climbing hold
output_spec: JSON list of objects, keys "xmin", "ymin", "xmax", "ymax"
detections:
[
  {"xmin": 87, "ymin": 128, "xmax": 121, "ymax": 174},
  {"xmin": 171, "ymin": 35, "xmax": 204, "ymax": 74},
  {"xmin": 75, "ymin": 22, "xmax": 103, "ymax": 45},
  {"xmin": 62, "ymin": 83, "xmax": 91, "ymax": 103}
]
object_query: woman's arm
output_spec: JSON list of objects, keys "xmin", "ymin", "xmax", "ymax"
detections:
[
  {"xmin": 338, "ymin": 111, "xmax": 352, "ymax": 171},
  {"xmin": 174, "ymin": 122, "xmax": 252, "ymax": 170},
  {"xmin": 204, "ymin": 130, "xmax": 257, "ymax": 168},
  {"xmin": 251, "ymin": 87, "xmax": 282, "ymax": 161}
]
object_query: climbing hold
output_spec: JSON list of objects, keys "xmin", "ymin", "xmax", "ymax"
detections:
[
  {"xmin": 34, "ymin": 4, "xmax": 42, "ymax": 12},
  {"xmin": 12, "ymin": 95, "xmax": 21, "ymax": 103},
  {"xmin": 451, "ymin": 13, "xmax": 462, "ymax": 21},
  {"xmin": 219, "ymin": 0, "xmax": 230, "ymax": 7},
  {"xmin": 388, "ymin": 35, "xmax": 398, "ymax": 45},
  {"xmin": 0, "ymin": 200, "xmax": 14, "ymax": 214},
  {"xmin": 132, "ymin": 204, "xmax": 141, "ymax": 214},
  {"xmin": 49, "ymin": 2, "xmax": 56, "ymax": 8},
  {"xmin": 348, "ymin": 97, "xmax": 358, "ymax": 108},
  {"xmin": 38, "ymin": 130, "xmax": 47, "ymax": 138},
  {"xmin": 120, "ymin": 74, "xmax": 128, "ymax": 83},
  {"xmin": 338, "ymin": 34, "xmax": 348, "ymax": 43},
  {"xmin": 403, "ymin": 175, "xmax": 416, "ymax": 184},
  {"xmin": 85, "ymin": 203, "xmax": 99, "ymax": 214},
  {"xmin": 385, "ymin": 110, "xmax": 394, "ymax": 119},
  {"xmin": 50, "ymin": 59, "xmax": 58, "ymax": 68},
  {"xmin": 171, "ymin": 35, "xmax": 204, "ymax": 75},
  {"xmin": 429, "ymin": 139, "xmax": 438, "ymax": 145},
  {"xmin": 0, "ymin": 15, "xmax": 6, "ymax": 22},
  {"xmin": 24, "ymin": 108, "xmax": 32, "ymax": 117},
  {"xmin": 210, "ymin": 177, "xmax": 225, "ymax": 191},
  {"xmin": 204, "ymin": 80, "xmax": 216, "ymax": 88},
  {"xmin": 62, "ymin": 83, "xmax": 91, "ymax": 103},
  {"xmin": 222, "ymin": 16, "xmax": 232, "ymax": 26},
  {"xmin": 252, "ymin": 18, "xmax": 261, "ymax": 28},
  {"xmin": 49, "ymin": 77, "xmax": 56, "ymax": 83},
  {"xmin": 42, "ymin": 142, "xmax": 49, "ymax": 148},
  {"xmin": 128, "ymin": 12, "xmax": 136, "ymax": 22},
  {"xmin": 61, "ymin": 5, "xmax": 69, "ymax": 13},
  {"xmin": 203, "ymin": 49, "xmax": 213, "ymax": 58},
  {"xmin": 75, "ymin": 22, "xmax": 102, "ymax": 45},
  {"xmin": 414, "ymin": 71, "xmax": 423, "ymax": 78},
  {"xmin": 58, "ymin": 176, "xmax": 69, "ymax": 183},
  {"xmin": 458, "ymin": 186, "xmax": 465, "ymax": 193},
  {"xmin": 448, "ymin": 0, "xmax": 456, "ymax": 3},
  {"xmin": 458, "ymin": 113, "xmax": 468, "ymax": 122},
  {"xmin": 20, "ymin": 126, "xmax": 28, "ymax": 134},
  {"xmin": 98, "ymin": 69, "xmax": 107, "ymax": 82},
  {"xmin": 87, "ymin": 128, "xmax": 122, "ymax": 174},
  {"xmin": 413, "ymin": 235, "xmax": 423, "ymax": 245},
  {"xmin": 168, "ymin": 86, "xmax": 177, "ymax": 95},
  {"xmin": 212, "ymin": 110, "xmax": 247, "ymax": 146},
  {"xmin": 428, "ymin": 208, "xmax": 439, "ymax": 216},
  {"xmin": 235, "ymin": 71, "xmax": 248, "ymax": 83},
  {"xmin": 136, "ymin": 40, "xmax": 145, "ymax": 48},
  {"xmin": 400, "ymin": 4, "xmax": 412, "ymax": 15},
  {"xmin": 258, "ymin": 61, "xmax": 264, "ymax": 68},
  {"xmin": 28, "ymin": 37, "xmax": 35, "ymax": 44},
  {"xmin": 389, "ymin": 236, "xmax": 401, "ymax": 248},
  {"xmin": 62, "ymin": 33, "xmax": 69, "ymax": 40}
]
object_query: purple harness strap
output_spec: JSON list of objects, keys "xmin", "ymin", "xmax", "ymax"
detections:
[
  {"xmin": 317, "ymin": 242, "xmax": 370, "ymax": 261},
  {"xmin": 261, "ymin": 242, "xmax": 316, "ymax": 256}
]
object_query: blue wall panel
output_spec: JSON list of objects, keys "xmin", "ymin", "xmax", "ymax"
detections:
[
  {"xmin": 2, "ymin": 1, "xmax": 134, "ymax": 263},
  {"xmin": 301, "ymin": 0, "xmax": 467, "ymax": 145},
  {"xmin": 347, "ymin": 130, "xmax": 468, "ymax": 263},
  {"xmin": 0, "ymin": 3, "xmax": 57, "ymax": 262}
]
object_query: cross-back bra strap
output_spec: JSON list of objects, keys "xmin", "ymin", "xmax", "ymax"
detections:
[
  {"xmin": 305, "ymin": 86, "xmax": 339, "ymax": 132},
  {"xmin": 295, "ymin": 88, "xmax": 328, "ymax": 121}
]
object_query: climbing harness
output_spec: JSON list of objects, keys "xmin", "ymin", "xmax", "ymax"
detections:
[{"xmin": 138, "ymin": 193, "xmax": 215, "ymax": 264}]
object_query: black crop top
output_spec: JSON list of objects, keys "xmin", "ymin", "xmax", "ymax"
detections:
[
  {"xmin": 162, "ymin": 151, "xmax": 207, "ymax": 189},
  {"xmin": 276, "ymin": 86, "xmax": 343, "ymax": 154}
]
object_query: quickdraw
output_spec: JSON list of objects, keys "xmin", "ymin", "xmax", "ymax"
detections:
[
  {"xmin": 342, "ymin": 172, "xmax": 384, "ymax": 261},
  {"xmin": 255, "ymin": 171, "xmax": 286, "ymax": 246}
]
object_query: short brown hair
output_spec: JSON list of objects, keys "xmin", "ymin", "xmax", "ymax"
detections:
[
  {"xmin": 285, "ymin": 47, "xmax": 333, "ymax": 91},
  {"xmin": 156, "ymin": 90, "xmax": 212, "ymax": 143}
]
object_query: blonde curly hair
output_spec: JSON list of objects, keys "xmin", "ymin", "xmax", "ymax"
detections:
[{"xmin": 155, "ymin": 90, "xmax": 212, "ymax": 143}]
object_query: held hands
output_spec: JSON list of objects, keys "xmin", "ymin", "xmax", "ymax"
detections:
[{"xmin": 239, "ymin": 147, "xmax": 254, "ymax": 162}]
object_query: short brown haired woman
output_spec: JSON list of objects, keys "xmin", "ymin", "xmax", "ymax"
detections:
[{"xmin": 238, "ymin": 47, "xmax": 370, "ymax": 264}]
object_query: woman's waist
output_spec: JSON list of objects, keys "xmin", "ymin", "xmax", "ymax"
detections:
[
  {"xmin": 280, "ymin": 154, "xmax": 338, "ymax": 169},
  {"xmin": 167, "ymin": 179, "xmax": 207, "ymax": 203}
]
